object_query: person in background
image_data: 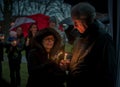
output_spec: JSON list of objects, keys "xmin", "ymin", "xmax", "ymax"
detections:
[
  {"xmin": 24, "ymin": 23, "xmax": 39, "ymax": 87},
  {"xmin": 26, "ymin": 28, "xmax": 66, "ymax": 87},
  {"xmin": 16, "ymin": 26, "xmax": 25, "ymax": 46},
  {"xmin": 0, "ymin": 26, "xmax": 12, "ymax": 87},
  {"xmin": 5, "ymin": 26, "xmax": 24, "ymax": 87},
  {"xmin": 0, "ymin": 26, "xmax": 5, "ymax": 81},
  {"xmin": 24, "ymin": 23, "xmax": 39, "ymax": 62},
  {"xmin": 49, "ymin": 16, "xmax": 67, "ymax": 46},
  {"xmin": 60, "ymin": 2, "xmax": 116, "ymax": 87}
]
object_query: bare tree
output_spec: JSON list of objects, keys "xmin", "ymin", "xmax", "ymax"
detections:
[{"xmin": 0, "ymin": 0, "xmax": 14, "ymax": 37}]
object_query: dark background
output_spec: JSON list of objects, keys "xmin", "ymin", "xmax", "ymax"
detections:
[{"xmin": 64, "ymin": 0, "xmax": 108, "ymax": 13}]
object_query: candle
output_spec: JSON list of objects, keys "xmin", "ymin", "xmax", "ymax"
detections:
[{"xmin": 64, "ymin": 53, "xmax": 67, "ymax": 60}]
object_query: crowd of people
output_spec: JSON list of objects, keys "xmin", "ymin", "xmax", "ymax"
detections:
[{"xmin": 0, "ymin": 2, "xmax": 116, "ymax": 87}]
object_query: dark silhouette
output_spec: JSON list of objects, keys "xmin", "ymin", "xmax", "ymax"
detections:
[{"xmin": 60, "ymin": 2, "xmax": 116, "ymax": 87}]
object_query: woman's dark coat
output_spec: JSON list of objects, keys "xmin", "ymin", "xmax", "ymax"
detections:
[{"xmin": 26, "ymin": 28, "xmax": 66, "ymax": 87}]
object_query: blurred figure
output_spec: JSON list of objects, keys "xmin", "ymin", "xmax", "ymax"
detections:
[
  {"xmin": 0, "ymin": 26, "xmax": 5, "ymax": 81},
  {"xmin": 5, "ymin": 26, "xmax": 24, "ymax": 87},
  {"xmin": 49, "ymin": 16, "xmax": 57, "ymax": 29},
  {"xmin": 26, "ymin": 28, "xmax": 66, "ymax": 87},
  {"xmin": 49, "ymin": 16, "xmax": 67, "ymax": 46},
  {"xmin": 60, "ymin": 2, "xmax": 116, "ymax": 87},
  {"xmin": 24, "ymin": 23, "xmax": 39, "ymax": 87},
  {"xmin": 24, "ymin": 23, "xmax": 39, "ymax": 62}
]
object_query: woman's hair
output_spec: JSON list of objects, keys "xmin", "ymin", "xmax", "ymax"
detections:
[
  {"xmin": 27, "ymin": 23, "xmax": 39, "ymax": 38},
  {"xmin": 34, "ymin": 27, "xmax": 62, "ymax": 57},
  {"xmin": 16, "ymin": 26, "xmax": 24, "ymax": 38}
]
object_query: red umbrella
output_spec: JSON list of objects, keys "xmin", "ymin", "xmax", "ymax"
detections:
[
  {"xmin": 27, "ymin": 14, "xmax": 50, "ymax": 30},
  {"xmin": 10, "ymin": 13, "xmax": 50, "ymax": 37}
]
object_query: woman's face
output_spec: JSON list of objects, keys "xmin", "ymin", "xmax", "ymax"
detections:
[
  {"xmin": 42, "ymin": 35, "xmax": 55, "ymax": 52},
  {"xmin": 30, "ymin": 24, "xmax": 38, "ymax": 34},
  {"xmin": 49, "ymin": 21, "xmax": 56, "ymax": 28},
  {"xmin": 16, "ymin": 27, "xmax": 22, "ymax": 36}
]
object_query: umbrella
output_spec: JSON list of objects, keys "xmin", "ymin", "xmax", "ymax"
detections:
[
  {"xmin": 27, "ymin": 14, "xmax": 50, "ymax": 30},
  {"xmin": 59, "ymin": 17, "xmax": 73, "ymax": 25},
  {"xmin": 10, "ymin": 17, "xmax": 35, "ymax": 30},
  {"xmin": 10, "ymin": 14, "xmax": 50, "ymax": 37},
  {"xmin": 10, "ymin": 17, "xmax": 36, "ymax": 37}
]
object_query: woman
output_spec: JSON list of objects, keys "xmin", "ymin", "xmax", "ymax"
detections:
[
  {"xmin": 25, "ymin": 23, "xmax": 39, "ymax": 61},
  {"xmin": 26, "ymin": 28, "xmax": 66, "ymax": 87}
]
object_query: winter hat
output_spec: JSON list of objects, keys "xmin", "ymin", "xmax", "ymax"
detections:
[
  {"xmin": 8, "ymin": 37, "xmax": 17, "ymax": 42},
  {"xmin": 35, "ymin": 28, "xmax": 61, "ymax": 44}
]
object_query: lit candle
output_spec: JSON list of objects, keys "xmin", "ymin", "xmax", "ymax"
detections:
[{"xmin": 64, "ymin": 53, "xmax": 67, "ymax": 60}]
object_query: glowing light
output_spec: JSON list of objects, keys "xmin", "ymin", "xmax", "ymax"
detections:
[{"xmin": 64, "ymin": 52, "xmax": 68, "ymax": 60}]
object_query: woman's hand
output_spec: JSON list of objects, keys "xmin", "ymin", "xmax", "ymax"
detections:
[{"xmin": 26, "ymin": 38, "xmax": 30, "ymax": 46}]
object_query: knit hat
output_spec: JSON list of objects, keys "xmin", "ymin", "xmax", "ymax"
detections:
[{"xmin": 8, "ymin": 36, "xmax": 17, "ymax": 42}]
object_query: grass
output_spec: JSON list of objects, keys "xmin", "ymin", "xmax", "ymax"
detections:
[
  {"xmin": 2, "ymin": 61, "xmax": 28, "ymax": 87},
  {"xmin": 2, "ymin": 52, "xmax": 28, "ymax": 87}
]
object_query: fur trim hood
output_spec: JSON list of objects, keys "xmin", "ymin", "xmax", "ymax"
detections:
[{"xmin": 34, "ymin": 28, "xmax": 62, "ymax": 56}]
